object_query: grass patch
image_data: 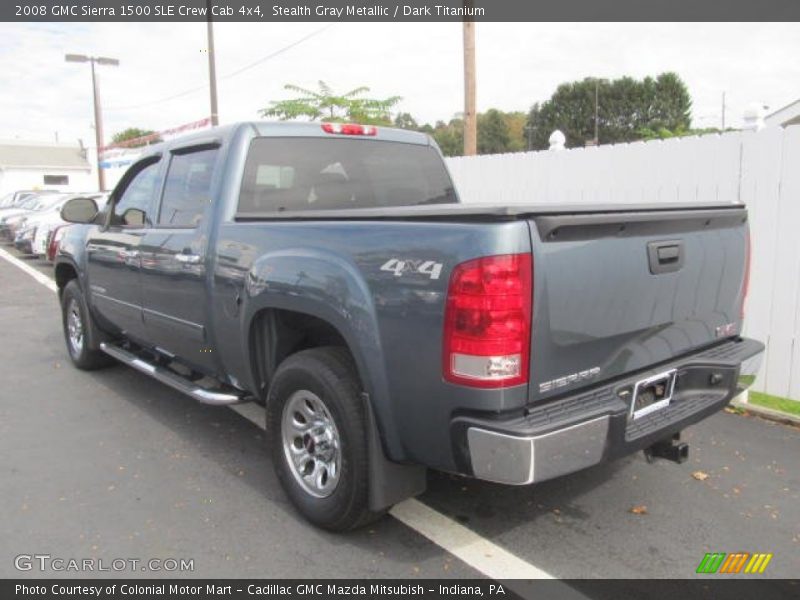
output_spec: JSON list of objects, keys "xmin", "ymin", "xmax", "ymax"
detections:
[{"xmin": 748, "ymin": 391, "xmax": 800, "ymax": 417}]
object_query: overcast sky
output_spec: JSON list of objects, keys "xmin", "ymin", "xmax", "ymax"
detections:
[{"xmin": 1, "ymin": 21, "xmax": 798, "ymax": 147}]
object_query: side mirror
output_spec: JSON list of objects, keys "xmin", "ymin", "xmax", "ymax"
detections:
[
  {"xmin": 121, "ymin": 208, "xmax": 146, "ymax": 227},
  {"xmin": 61, "ymin": 197, "xmax": 99, "ymax": 224}
]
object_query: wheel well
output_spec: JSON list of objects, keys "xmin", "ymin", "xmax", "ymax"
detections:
[
  {"xmin": 250, "ymin": 308, "xmax": 352, "ymax": 397},
  {"xmin": 55, "ymin": 262, "xmax": 78, "ymax": 296}
]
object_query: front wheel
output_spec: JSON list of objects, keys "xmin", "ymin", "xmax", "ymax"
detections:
[
  {"xmin": 266, "ymin": 347, "xmax": 381, "ymax": 531},
  {"xmin": 60, "ymin": 280, "xmax": 114, "ymax": 370}
]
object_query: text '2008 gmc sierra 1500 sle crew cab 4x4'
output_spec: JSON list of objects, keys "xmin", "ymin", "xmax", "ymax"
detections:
[{"xmin": 54, "ymin": 121, "xmax": 764, "ymax": 530}]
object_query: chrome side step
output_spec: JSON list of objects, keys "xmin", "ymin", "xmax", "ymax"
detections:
[{"xmin": 100, "ymin": 342, "xmax": 249, "ymax": 406}]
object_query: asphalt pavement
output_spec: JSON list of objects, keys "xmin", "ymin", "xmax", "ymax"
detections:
[{"xmin": 1, "ymin": 250, "xmax": 798, "ymax": 580}]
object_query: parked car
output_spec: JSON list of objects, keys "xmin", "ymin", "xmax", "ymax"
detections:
[
  {"xmin": 46, "ymin": 224, "xmax": 72, "ymax": 262},
  {"xmin": 0, "ymin": 189, "xmax": 58, "ymax": 212},
  {"xmin": 55, "ymin": 122, "xmax": 764, "ymax": 530},
  {"xmin": 1, "ymin": 193, "xmax": 73, "ymax": 242},
  {"xmin": 15, "ymin": 192, "xmax": 108, "ymax": 257}
]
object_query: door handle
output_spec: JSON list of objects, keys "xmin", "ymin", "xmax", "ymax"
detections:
[
  {"xmin": 175, "ymin": 253, "xmax": 202, "ymax": 264},
  {"xmin": 657, "ymin": 245, "xmax": 680, "ymax": 263},
  {"xmin": 647, "ymin": 240, "xmax": 684, "ymax": 274}
]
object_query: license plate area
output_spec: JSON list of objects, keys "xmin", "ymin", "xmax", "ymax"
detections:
[{"xmin": 630, "ymin": 369, "xmax": 677, "ymax": 420}]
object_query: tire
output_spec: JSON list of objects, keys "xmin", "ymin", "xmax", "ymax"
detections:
[
  {"xmin": 266, "ymin": 346, "xmax": 381, "ymax": 531},
  {"xmin": 61, "ymin": 279, "xmax": 114, "ymax": 370}
]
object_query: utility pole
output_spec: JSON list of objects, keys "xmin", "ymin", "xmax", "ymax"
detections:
[
  {"xmin": 206, "ymin": 0, "xmax": 220, "ymax": 126},
  {"xmin": 524, "ymin": 124, "xmax": 533, "ymax": 151},
  {"xmin": 721, "ymin": 91, "xmax": 726, "ymax": 131},
  {"xmin": 462, "ymin": 1, "xmax": 477, "ymax": 156},
  {"xmin": 594, "ymin": 79, "xmax": 600, "ymax": 145},
  {"xmin": 65, "ymin": 53, "xmax": 119, "ymax": 191}
]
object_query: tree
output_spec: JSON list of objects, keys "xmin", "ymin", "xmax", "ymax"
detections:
[
  {"xmin": 393, "ymin": 112, "xmax": 419, "ymax": 130},
  {"xmin": 261, "ymin": 81, "xmax": 401, "ymax": 125},
  {"xmin": 526, "ymin": 72, "xmax": 693, "ymax": 150},
  {"xmin": 110, "ymin": 127, "xmax": 161, "ymax": 148},
  {"xmin": 477, "ymin": 109, "xmax": 511, "ymax": 154},
  {"xmin": 430, "ymin": 118, "xmax": 464, "ymax": 157},
  {"xmin": 501, "ymin": 111, "xmax": 528, "ymax": 152}
]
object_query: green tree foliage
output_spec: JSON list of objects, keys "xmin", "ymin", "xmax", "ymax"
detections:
[
  {"xmin": 477, "ymin": 109, "xmax": 511, "ymax": 154},
  {"xmin": 526, "ymin": 73, "xmax": 693, "ymax": 150},
  {"xmin": 501, "ymin": 111, "xmax": 528, "ymax": 152},
  {"xmin": 431, "ymin": 118, "xmax": 464, "ymax": 156},
  {"xmin": 393, "ymin": 112, "xmax": 419, "ymax": 130},
  {"xmin": 405, "ymin": 110, "xmax": 526, "ymax": 157},
  {"xmin": 110, "ymin": 127, "xmax": 161, "ymax": 147},
  {"xmin": 261, "ymin": 81, "xmax": 401, "ymax": 125}
]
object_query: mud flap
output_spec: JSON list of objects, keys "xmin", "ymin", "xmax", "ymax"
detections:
[{"xmin": 362, "ymin": 393, "xmax": 427, "ymax": 511}]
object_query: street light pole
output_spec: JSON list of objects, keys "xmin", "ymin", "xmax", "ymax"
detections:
[
  {"xmin": 65, "ymin": 54, "xmax": 119, "ymax": 192},
  {"xmin": 89, "ymin": 60, "xmax": 106, "ymax": 191},
  {"xmin": 206, "ymin": 0, "xmax": 219, "ymax": 126}
]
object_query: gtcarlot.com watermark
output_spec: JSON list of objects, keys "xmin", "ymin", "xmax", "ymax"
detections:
[{"xmin": 14, "ymin": 554, "xmax": 194, "ymax": 573}]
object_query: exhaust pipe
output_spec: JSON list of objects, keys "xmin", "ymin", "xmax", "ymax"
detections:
[{"xmin": 645, "ymin": 433, "xmax": 689, "ymax": 464}]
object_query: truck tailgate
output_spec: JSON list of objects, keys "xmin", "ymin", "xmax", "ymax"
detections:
[{"xmin": 528, "ymin": 206, "xmax": 749, "ymax": 402}]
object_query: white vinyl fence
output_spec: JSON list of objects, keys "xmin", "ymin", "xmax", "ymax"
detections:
[{"xmin": 445, "ymin": 126, "xmax": 800, "ymax": 401}]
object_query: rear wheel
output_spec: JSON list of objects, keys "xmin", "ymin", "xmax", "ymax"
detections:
[
  {"xmin": 60, "ymin": 280, "xmax": 114, "ymax": 370},
  {"xmin": 266, "ymin": 347, "xmax": 381, "ymax": 530}
]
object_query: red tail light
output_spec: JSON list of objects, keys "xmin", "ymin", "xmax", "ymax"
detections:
[
  {"xmin": 741, "ymin": 231, "xmax": 751, "ymax": 320},
  {"xmin": 443, "ymin": 253, "xmax": 533, "ymax": 388},
  {"xmin": 321, "ymin": 123, "xmax": 377, "ymax": 136},
  {"xmin": 47, "ymin": 224, "xmax": 67, "ymax": 262}
]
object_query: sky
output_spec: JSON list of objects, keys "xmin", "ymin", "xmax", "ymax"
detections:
[{"xmin": 0, "ymin": 21, "xmax": 798, "ymax": 148}]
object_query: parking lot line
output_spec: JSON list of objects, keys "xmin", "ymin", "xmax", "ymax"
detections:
[
  {"xmin": 1, "ymin": 249, "xmax": 559, "ymax": 584},
  {"xmin": 0, "ymin": 247, "xmax": 58, "ymax": 292},
  {"xmin": 227, "ymin": 404, "xmax": 557, "ymax": 580}
]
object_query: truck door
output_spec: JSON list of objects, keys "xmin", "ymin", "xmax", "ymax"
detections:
[
  {"xmin": 139, "ymin": 143, "xmax": 221, "ymax": 373},
  {"xmin": 85, "ymin": 156, "xmax": 162, "ymax": 342}
]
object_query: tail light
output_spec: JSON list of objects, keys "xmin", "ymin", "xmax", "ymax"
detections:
[
  {"xmin": 741, "ymin": 231, "xmax": 751, "ymax": 320},
  {"xmin": 321, "ymin": 123, "xmax": 377, "ymax": 136},
  {"xmin": 443, "ymin": 253, "xmax": 532, "ymax": 388},
  {"xmin": 48, "ymin": 225, "xmax": 67, "ymax": 261}
]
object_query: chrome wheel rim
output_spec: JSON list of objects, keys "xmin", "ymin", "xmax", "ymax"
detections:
[
  {"xmin": 67, "ymin": 299, "xmax": 84, "ymax": 356},
  {"xmin": 281, "ymin": 390, "xmax": 341, "ymax": 498}
]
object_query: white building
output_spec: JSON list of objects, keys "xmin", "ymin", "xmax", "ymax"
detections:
[
  {"xmin": 0, "ymin": 140, "xmax": 94, "ymax": 196},
  {"xmin": 765, "ymin": 98, "xmax": 800, "ymax": 128}
]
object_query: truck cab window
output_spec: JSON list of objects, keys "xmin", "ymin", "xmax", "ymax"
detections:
[
  {"xmin": 158, "ymin": 148, "xmax": 219, "ymax": 227},
  {"xmin": 238, "ymin": 138, "xmax": 457, "ymax": 213},
  {"xmin": 111, "ymin": 160, "xmax": 160, "ymax": 227}
]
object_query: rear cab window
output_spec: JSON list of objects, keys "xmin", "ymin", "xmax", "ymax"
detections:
[{"xmin": 237, "ymin": 137, "xmax": 457, "ymax": 214}]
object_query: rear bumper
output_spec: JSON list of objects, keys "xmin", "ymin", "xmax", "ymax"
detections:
[{"xmin": 458, "ymin": 337, "xmax": 764, "ymax": 485}]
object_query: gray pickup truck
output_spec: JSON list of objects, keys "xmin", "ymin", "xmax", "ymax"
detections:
[{"xmin": 55, "ymin": 121, "xmax": 763, "ymax": 530}]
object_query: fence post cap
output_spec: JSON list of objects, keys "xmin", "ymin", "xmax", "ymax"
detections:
[
  {"xmin": 549, "ymin": 130, "xmax": 566, "ymax": 151},
  {"xmin": 742, "ymin": 102, "xmax": 768, "ymax": 131}
]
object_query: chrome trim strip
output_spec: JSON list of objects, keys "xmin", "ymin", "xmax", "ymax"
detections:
[
  {"xmin": 141, "ymin": 306, "xmax": 205, "ymax": 342},
  {"xmin": 93, "ymin": 293, "xmax": 139, "ymax": 311}
]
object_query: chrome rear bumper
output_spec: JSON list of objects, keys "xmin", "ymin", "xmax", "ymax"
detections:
[{"xmin": 465, "ymin": 338, "xmax": 765, "ymax": 485}]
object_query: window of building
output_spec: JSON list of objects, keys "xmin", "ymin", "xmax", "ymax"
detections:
[{"xmin": 43, "ymin": 175, "xmax": 68, "ymax": 185}]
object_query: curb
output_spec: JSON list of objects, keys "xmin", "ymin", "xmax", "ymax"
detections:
[{"xmin": 731, "ymin": 393, "xmax": 800, "ymax": 427}]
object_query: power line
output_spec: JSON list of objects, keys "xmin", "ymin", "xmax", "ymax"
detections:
[{"xmin": 106, "ymin": 24, "xmax": 333, "ymax": 112}]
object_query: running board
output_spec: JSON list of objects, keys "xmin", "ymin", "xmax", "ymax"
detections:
[{"xmin": 99, "ymin": 342, "xmax": 249, "ymax": 406}]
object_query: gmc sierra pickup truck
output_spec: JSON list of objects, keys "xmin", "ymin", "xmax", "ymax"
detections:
[{"xmin": 55, "ymin": 121, "xmax": 764, "ymax": 530}]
